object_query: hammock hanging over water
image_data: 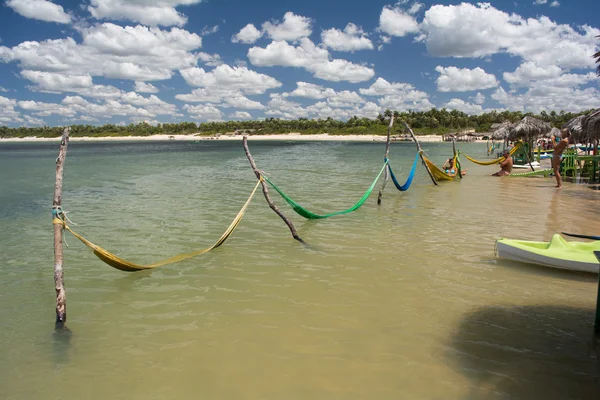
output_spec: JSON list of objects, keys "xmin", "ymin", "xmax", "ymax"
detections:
[
  {"xmin": 263, "ymin": 161, "xmax": 388, "ymax": 219},
  {"xmin": 420, "ymin": 153, "xmax": 461, "ymax": 182},
  {"xmin": 388, "ymin": 152, "xmax": 419, "ymax": 191},
  {"xmin": 508, "ymin": 168, "xmax": 553, "ymax": 177},
  {"xmin": 462, "ymin": 142, "xmax": 522, "ymax": 165},
  {"xmin": 53, "ymin": 179, "xmax": 263, "ymax": 272}
]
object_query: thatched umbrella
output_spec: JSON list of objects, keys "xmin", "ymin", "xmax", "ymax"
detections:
[
  {"xmin": 544, "ymin": 127, "xmax": 560, "ymax": 139},
  {"xmin": 562, "ymin": 114, "xmax": 586, "ymax": 143},
  {"xmin": 582, "ymin": 108, "xmax": 600, "ymax": 142},
  {"xmin": 508, "ymin": 116, "xmax": 552, "ymax": 141},
  {"xmin": 490, "ymin": 122, "xmax": 512, "ymax": 140}
]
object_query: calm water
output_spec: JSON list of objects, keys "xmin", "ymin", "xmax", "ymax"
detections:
[{"xmin": 0, "ymin": 139, "xmax": 599, "ymax": 400}]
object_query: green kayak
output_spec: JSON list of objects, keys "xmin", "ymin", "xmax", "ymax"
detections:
[{"xmin": 496, "ymin": 234, "xmax": 600, "ymax": 274}]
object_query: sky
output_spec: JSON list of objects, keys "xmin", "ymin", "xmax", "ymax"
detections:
[{"xmin": 0, "ymin": 0, "xmax": 599, "ymax": 127}]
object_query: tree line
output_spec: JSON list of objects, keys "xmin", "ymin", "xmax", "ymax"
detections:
[{"xmin": 0, "ymin": 108, "xmax": 592, "ymax": 138}]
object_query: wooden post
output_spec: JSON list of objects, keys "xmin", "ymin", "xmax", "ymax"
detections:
[
  {"xmin": 402, "ymin": 121, "xmax": 438, "ymax": 186},
  {"xmin": 594, "ymin": 251, "xmax": 600, "ymax": 336},
  {"xmin": 377, "ymin": 116, "xmax": 393, "ymax": 205},
  {"xmin": 52, "ymin": 127, "xmax": 70, "ymax": 329},
  {"xmin": 242, "ymin": 136, "xmax": 304, "ymax": 243}
]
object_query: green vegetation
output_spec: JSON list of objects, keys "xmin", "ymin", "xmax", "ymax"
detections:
[{"xmin": 0, "ymin": 108, "xmax": 591, "ymax": 138}]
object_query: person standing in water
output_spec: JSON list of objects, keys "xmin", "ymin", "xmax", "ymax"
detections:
[{"xmin": 551, "ymin": 129, "xmax": 571, "ymax": 188}]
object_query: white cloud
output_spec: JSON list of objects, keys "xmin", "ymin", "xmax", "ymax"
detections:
[
  {"xmin": 230, "ymin": 111, "xmax": 252, "ymax": 119},
  {"xmin": 550, "ymin": 1, "xmax": 560, "ymax": 6},
  {"xmin": 471, "ymin": 92, "xmax": 486, "ymax": 104},
  {"xmin": 20, "ymin": 70, "xmax": 124, "ymax": 98},
  {"xmin": 184, "ymin": 104, "xmax": 223, "ymax": 120},
  {"xmin": 284, "ymin": 82, "xmax": 335, "ymax": 99},
  {"xmin": 408, "ymin": 2, "xmax": 424, "ymax": 14},
  {"xmin": 0, "ymin": 95, "xmax": 23, "ymax": 124},
  {"xmin": 88, "ymin": 0, "xmax": 204, "ymax": 27},
  {"xmin": 197, "ymin": 52, "xmax": 223, "ymax": 67},
  {"xmin": 262, "ymin": 12, "xmax": 312, "ymax": 42},
  {"xmin": 378, "ymin": 4, "xmax": 420, "ymax": 37},
  {"xmin": 223, "ymin": 94, "xmax": 265, "ymax": 110},
  {"xmin": 248, "ymin": 38, "xmax": 374, "ymax": 83},
  {"xmin": 23, "ymin": 114, "xmax": 45, "ymax": 125},
  {"xmin": 533, "ymin": 0, "xmax": 547, "ymax": 4},
  {"xmin": 321, "ymin": 23, "xmax": 374, "ymax": 52},
  {"xmin": 6, "ymin": 0, "xmax": 71, "ymax": 24},
  {"xmin": 435, "ymin": 66, "xmax": 498, "ymax": 92},
  {"xmin": 18, "ymin": 100, "xmax": 77, "ymax": 117},
  {"xmin": 443, "ymin": 98, "xmax": 484, "ymax": 115},
  {"xmin": 359, "ymin": 77, "xmax": 415, "ymax": 96},
  {"xmin": 134, "ymin": 81, "xmax": 159, "ymax": 93},
  {"xmin": 359, "ymin": 77, "xmax": 434, "ymax": 112},
  {"xmin": 179, "ymin": 64, "xmax": 282, "ymax": 95},
  {"xmin": 232, "ymin": 23, "xmax": 263, "ymax": 44},
  {"xmin": 491, "ymin": 86, "xmax": 600, "ymax": 113},
  {"xmin": 0, "ymin": 23, "xmax": 203, "ymax": 82},
  {"xmin": 419, "ymin": 3, "xmax": 600, "ymax": 70},
  {"xmin": 120, "ymin": 92, "xmax": 179, "ymax": 115},
  {"xmin": 201, "ymin": 25, "xmax": 219, "ymax": 36}
]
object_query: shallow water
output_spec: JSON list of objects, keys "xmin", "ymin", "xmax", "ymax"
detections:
[{"xmin": 1, "ymin": 139, "xmax": 599, "ymax": 400}]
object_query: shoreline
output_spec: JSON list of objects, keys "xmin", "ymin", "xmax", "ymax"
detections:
[{"xmin": 0, "ymin": 133, "xmax": 488, "ymax": 143}]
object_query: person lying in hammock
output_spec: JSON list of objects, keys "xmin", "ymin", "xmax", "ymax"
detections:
[
  {"xmin": 492, "ymin": 150, "xmax": 513, "ymax": 176},
  {"xmin": 442, "ymin": 157, "xmax": 467, "ymax": 177}
]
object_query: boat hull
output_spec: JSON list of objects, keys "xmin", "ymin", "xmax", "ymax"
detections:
[{"xmin": 496, "ymin": 234, "xmax": 600, "ymax": 274}]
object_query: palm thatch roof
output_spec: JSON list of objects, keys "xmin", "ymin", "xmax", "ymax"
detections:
[
  {"xmin": 582, "ymin": 108, "xmax": 600, "ymax": 141},
  {"xmin": 508, "ymin": 116, "xmax": 552, "ymax": 141},
  {"xmin": 544, "ymin": 127, "xmax": 561, "ymax": 139},
  {"xmin": 561, "ymin": 114, "xmax": 585, "ymax": 142},
  {"xmin": 491, "ymin": 123, "xmax": 512, "ymax": 140}
]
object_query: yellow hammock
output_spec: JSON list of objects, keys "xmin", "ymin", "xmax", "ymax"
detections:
[
  {"xmin": 421, "ymin": 153, "xmax": 457, "ymax": 181},
  {"xmin": 53, "ymin": 179, "xmax": 263, "ymax": 272},
  {"xmin": 462, "ymin": 142, "xmax": 522, "ymax": 166}
]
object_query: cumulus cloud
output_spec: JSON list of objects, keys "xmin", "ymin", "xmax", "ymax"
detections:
[
  {"xmin": 321, "ymin": 23, "xmax": 374, "ymax": 52},
  {"xmin": 419, "ymin": 3, "xmax": 600, "ymax": 70},
  {"xmin": 6, "ymin": 0, "xmax": 71, "ymax": 24},
  {"xmin": 229, "ymin": 111, "xmax": 252, "ymax": 119},
  {"xmin": 0, "ymin": 95, "xmax": 23, "ymax": 124},
  {"xmin": 88, "ymin": 0, "xmax": 204, "ymax": 27},
  {"xmin": 262, "ymin": 12, "xmax": 312, "ymax": 42},
  {"xmin": 443, "ymin": 98, "xmax": 484, "ymax": 115},
  {"xmin": 134, "ymin": 81, "xmax": 159, "ymax": 93},
  {"xmin": 197, "ymin": 52, "xmax": 223, "ymax": 67},
  {"xmin": 435, "ymin": 66, "xmax": 498, "ymax": 92},
  {"xmin": 492, "ymin": 85, "xmax": 600, "ymax": 113},
  {"xmin": 283, "ymin": 82, "xmax": 365, "ymax": 108},
  {"xmin": 179, "ymin": 64, "xmax": 282, "ymax": 95},
  {"xmin": 248, "ymin": 38, "xmax": 375, "ymax": 83},
  {"xmin": 360, "ymin": 77, "xmax": 434, "ymax": 112},
  {"xmin": 0, "ymin": 23, "xmax": 202, "ymax": 83},
  {"xmin": 232, "ymin": 23, "xmax": 263, "ymax": 44},
  {"xmin": 502, "ymin": 61, "xmax": 596, "ymax": 89},
  {"xmin": 378, "ymin": 4, "xmax": 420, "ymax": 37},
  {"xmin": 20, "ymin": 70, "xmax": 123, "ymax": 98},
  {"xmin": 471, "ymin": 92, "xmax": 486, "ymax": 105},
  {"xmin": 183, "ymin": 104, "xmax": 223, "ymax": 120}
]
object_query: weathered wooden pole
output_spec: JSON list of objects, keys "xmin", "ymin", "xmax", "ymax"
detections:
[
  {"xmin": 402, "ymin": 121, "xmax": 438, "ymax": 186},
  {"xmin": 377, "ymin": 115, "xmax": 394, "ymax": 205},
  {"xmin": 52, "ymin": 127, "xmax": 70, "ymax": 329},
  {"xmin": 242, "ymin": 136, "xmax": 304, "ymax": 243},
  {"xmin": 594, "ymin": 251, "xmax": 600, "ymax": 336}
]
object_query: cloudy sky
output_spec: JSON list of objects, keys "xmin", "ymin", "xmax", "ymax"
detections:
[{"xmin": 0, "ymin": 0, "xmax": 599, "ymax": 127}]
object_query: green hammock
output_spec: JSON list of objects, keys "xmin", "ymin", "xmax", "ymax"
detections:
[{"xmin": 263, "ymin": 161, "xmax": 388, "ymax": 219}]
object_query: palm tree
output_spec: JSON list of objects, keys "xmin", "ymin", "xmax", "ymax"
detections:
[{"xmin": 595, "ymin": 35, "xmax": 600, "ymax": 76}]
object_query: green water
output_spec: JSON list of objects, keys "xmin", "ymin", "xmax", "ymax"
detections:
[{"xmin": 1, "ymin": 139, "xmax": 599, "ymax": 399}]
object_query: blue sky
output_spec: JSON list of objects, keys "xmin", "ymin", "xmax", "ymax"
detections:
[{"xmin": 0, "ymin": 0, "xmax": 599, "ymax": 127}]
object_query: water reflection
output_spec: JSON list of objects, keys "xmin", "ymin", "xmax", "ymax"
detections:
[{"xmin": 448, "ymin": 305, "xmax": 600, "ymax": 399}]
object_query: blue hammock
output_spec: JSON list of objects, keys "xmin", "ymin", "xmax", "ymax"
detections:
[{"xmin": 387, "ymin": 152, "xmax": 418, "ymax": 191}]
